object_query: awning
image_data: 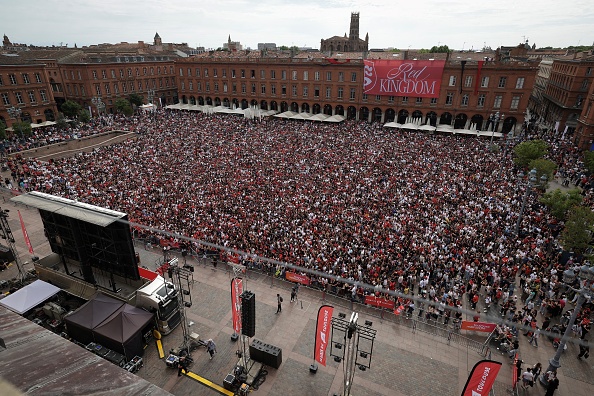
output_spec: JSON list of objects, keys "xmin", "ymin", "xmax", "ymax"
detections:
[
  {"xmin": 274, "ymin": 111, "xmax": 298, "ymax": 118},
  {"xmin": 0, "ymin": 280, "xmax": 60, "ymax": 315},
  {"xmin": 323, "ymin": 114, "xmax": 346, "ymax": 123},
  {"xmin": 289, "ymin": 112, "xmax": 314, "ymax": 120},
  {"xmin": 401, "ymin": 122, "xmax": 419, "ymax": 130},
  {"xmin": 418, "ymin": 124, "xmax": 437, "ymax": 132}
]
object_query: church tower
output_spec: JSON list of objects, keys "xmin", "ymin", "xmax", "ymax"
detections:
[
  {"xmin": 349, "ymin": 12, "xmax": 360, "ymax": 41},
  {"xmin": 154, "ymin": 32, "xmax": 162, "ymax": 46}
]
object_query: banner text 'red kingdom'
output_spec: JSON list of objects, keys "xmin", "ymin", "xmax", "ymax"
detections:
[{"xmin": 363, "ymin": 59, "xmax": 446, "ymax": 98}]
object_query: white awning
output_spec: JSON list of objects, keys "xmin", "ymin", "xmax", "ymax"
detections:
[
  {"xmin": 0, "ymin": 280, "xmax": 61, "ymax": 315},
  {"xmin": 323, "ymin": 115, "xmax": 346, "ymax": 123}
]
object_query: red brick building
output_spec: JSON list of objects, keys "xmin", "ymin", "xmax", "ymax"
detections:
[{"xmin": 176, "ymin": 50, "xmax": 538, "ymax": 133}]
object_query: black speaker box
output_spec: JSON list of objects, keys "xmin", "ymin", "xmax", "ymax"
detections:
[
  {"xmin": 249, "ymin": 338, "xmax": 282, "ymax": 369},
  {"xmin": 241, "ymin": 291, "xmax": 256, "ymax": 337}
]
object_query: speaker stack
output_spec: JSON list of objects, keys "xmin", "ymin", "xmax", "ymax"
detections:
[
  {"xmin": 249, "ymin": 338, "xmax": 282, "ymax": 369},
  {"xmin": 241, "ymin": 291, "xmax": 256, "ymax": 338}
]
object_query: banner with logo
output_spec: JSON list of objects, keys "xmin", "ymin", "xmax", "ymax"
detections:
[
  {"xmin": 461, "ymin": 360, "xmax": 502, "ymax": 396},
  {"xmin": 314, "ymin": 305, "xmax": 334, "ymax": 366},
  {"xmin": 231, "ymin": 277, "xmax": 243, "ymax": 334},
  {"xmin": 460, "ymin": 321, "xmax": 497, "ymax": 333},
  {"xmin": 365, "ymin": 295, "xmax": 395, "ymax": 310},
  {"xmin": 363, "ymin": 59, "xmax": 446, "ymax": 97},
  {"xmin": 285, "ymin": 271, "xmax": 311, "ymax": 286},
  {"xmin": 18, "ymin": 210, "xmax": 34, "ymax": 254}
]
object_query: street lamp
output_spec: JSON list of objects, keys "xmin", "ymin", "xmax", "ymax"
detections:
[
  {"xmin": 514, "ymin": 168, "xmax": 548, "ymax": 236},
  {"xmin": 7, "ymin": 106, "xmax": 23, "ymax": 139},
  {"xmin": 91, "ymin": 96, "xmax": 105, "ymax": 116},
  {"xmin": 539, "ymin": 264, "xmax": 594, "ymax": 385}
]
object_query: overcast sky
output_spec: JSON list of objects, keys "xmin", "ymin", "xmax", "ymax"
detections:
[{"xmin": 2, "ymin": 0, "xmax": 593, "ymax": 51}]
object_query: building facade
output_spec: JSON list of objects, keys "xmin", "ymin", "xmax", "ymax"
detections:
[
  {"xmin": 175, "ymin": 51, "xmax": 538, "ymax": 133},
  {"xmin": 320, "ymin": 13, "xmax": 369, "ymax": 53}
]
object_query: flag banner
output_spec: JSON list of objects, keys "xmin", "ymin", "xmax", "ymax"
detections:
[
  {"xmin": 461, "ymin": 360, "xmax": 502, "ymax": 396},
  {"xmin": 18, "ymin": 210, "xmax": 34, "ymax": 254},
  {"xmin": 231, "ymin": 277, "xmax": 243, "ymax": 334},
  {"xmin": 460, "ymin": 61, "xmax": 467, "ymax": 94},
  {"xmin": 460, "ymin": 320, "xmax": 497, "ymax": 332},
  {"xmin": 474, "ymin": 60, "xmax": 484, "ymax": 95},
  {"xmin": 365, "ymin": 295, "xmax": 395, "ymax": 309},
  {"xmin": 314, "ymin": 305, "xmax": 334, "ymax": 366},
  {"xmin": 363, "ymin": 59, "xmax": 446, "ymax": 97},
  {"xmin": 285, "ymin": 271, "xmax": 311, "ymax": 285}
]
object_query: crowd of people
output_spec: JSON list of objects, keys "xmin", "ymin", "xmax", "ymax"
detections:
[{"xmin": 3, "ymin": 110, "xmax": 593, "ymax": 368}]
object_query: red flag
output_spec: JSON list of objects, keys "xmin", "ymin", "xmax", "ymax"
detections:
[
  {"xmin": 231, "ymin": 278, "xmax": 243, "ymax": 334},
  {"xmin": 18, "ymin": 210, "xmax": 34, "ymax": 254},
  {"xmin": 474, "ymin": 60, "xmax": 484, "ymax": 95},
  {"xmin": 461, "ymin": 360, "xmax": 502, "ymax": 396},
  {"xmin": 314, "ymin": 305, "xmax": 333, "ymax": 366}
]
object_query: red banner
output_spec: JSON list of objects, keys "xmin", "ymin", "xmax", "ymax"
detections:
[
  {"xmin": 363, "ymin": 59, "xmax": 446, "ymax": 97},
  {"xmin": 461, "ymin": 360, "xmax": 502, "ymax": 396},
  {"xmin": 18, "ymin": 210, "xmax": 34, "ymax": 254},
  {"xmin": 314, "ymin": 305, "xmax": 334, "ymax": 366},
  {"xmin": 138, "ymin": 267, "xmax": 158, "ymax": 281},
  {"xmin": 365, "ymin": 295, "xmax": 395, "ymax": 310},
  {"xmin": 474, "ymin": 60, "xmax": 484, "ymax": 95},
  {"xmin": 460, "ymin": 321, "xmax": 497, "ymax": 333},
  {"xmin": 231, "ymin": 278, "xmax": 243, "ymax": 334},
  {"xmin": 285, "ymin": 272, "xmax": 311, "ymax": 286}
]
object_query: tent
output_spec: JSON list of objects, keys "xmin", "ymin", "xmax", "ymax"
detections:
[
  {"xmin": 64, "ymin": 293, "xmax": 125, "ymax": 345},
  {"xmin": 93, "ymin": 304, "xmax": 154, "ymax": 359},
  {"xmin": 0, "ymin": 280, "xmax": 60, "ymax": 315}
]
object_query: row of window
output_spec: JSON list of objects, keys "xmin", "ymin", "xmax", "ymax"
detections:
[
  {"xmin": 0, "ymin": 72, "xmax": 44, "ymax": 86},
  {"xmin": 89, "ymin": 78, "xmax": 174, "ymax": 97},
  {"xmin": 179, "ymin": 68, "xmax": 358, "ymax": 82},
  {"xmin": 62, "ymin": 65, "xmax": 175, "ymax": 81},
  {"xmin": 1, "ymin": 89, "xmax": 49, "ymax": 106},
  {"xmin": 444, "ymin": 92, "xmax": 520, "ymax": 109},
  {"xmin": 448, "ymin": 75, "xmax": 525, "ymax": 89}
]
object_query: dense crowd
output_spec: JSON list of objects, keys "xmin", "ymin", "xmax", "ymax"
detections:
[{"xmin": 3, "ymin": 110, "xmax": 593, "ymax": 339}]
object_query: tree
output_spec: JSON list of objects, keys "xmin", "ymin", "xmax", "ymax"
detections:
[
  {"xmin": 78, "ymin": 109, "xmax": 91, "ymax": 123},
  {"xmin": 429, "ymin": 45, "xmax": 451, "ymax": 53},
  {"xmin": 0, "ymin": 120, "xmax": 6, "ymax": 140},
  {"xmin": 115, "ymin": 98, "xmax": 133, "ymax": 116},
  {"xmin": 540, "ymin": 188, "xmax": 583, "ymax": 220},
  {"xmin": 279, "ymin": 45, "xmax": 289, "ymax": 50},
  {"xmin": 60, "ymin": 100, "xmax": 82, "ymax": 119},
  {"xmin": 12, "ymin": 121, "xmax": 32, "ymax": 138},
  {"xmin": 56, "ymin": 112, "xmax": 69, "ymax": 129},
  {"xmin": 129, "ymin": 93, "xmax": 144, "ymax": 107},
  {"xmin": 513, "ymin": 140, "xmax": 548, "ymax": 168},
  {"xmin": 528, "ymin": 158, "xmax": 557, "ymax": 187},
  {"xmin": 560, "ymin": 206, "xmax": 594, "ymax": 255},
  {"xmin": 584, "ymin": 151, "xmax": 594, "ymax": 175}
]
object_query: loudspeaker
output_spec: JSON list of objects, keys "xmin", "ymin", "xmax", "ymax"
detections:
[
  {"xmin": 241, "ymin": 291, "xmax": 256, "ymax": 337},
  {"xmin": 248, "ymin": 339, "xmax": 282, "ymax": 369},
  {"xmin": 223, "ymin": 374, "xmax": 235, "ymax": 391}
]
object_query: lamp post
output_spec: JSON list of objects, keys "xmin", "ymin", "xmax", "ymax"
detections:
[
  {"xmin": 91, "ymin": 96, "xmax": 105, "ymax": 116},
  {"xmin": 514, "ymin": 168, "xmax": 548, "ymax": 237},
  {"xmin": 539, "ymin": 265, "xmax": 594, "ymax": 385},
  {"xmin": 7, "ymin": 106, "xmax": 23, "ymax": 139}
]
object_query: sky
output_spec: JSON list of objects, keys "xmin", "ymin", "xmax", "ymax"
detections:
[{"xmin": 2, "ymin": 0, "xmax": 593, "ymax": 51}]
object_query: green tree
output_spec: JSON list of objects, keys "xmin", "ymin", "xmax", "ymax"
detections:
[
  {"xmin": 560, "ymin": 206, "xmax": 594, "ymax": 255},
  {"xmin": 78, "ymin": 109, "xmax": 91, "ymax": 123},
  {"xmin": 528, "ymin": 158, "xmax": 557, "ymax": 187},
  {"xmin": 513, "ymin": 140, "xmax": 548, "ymax": 168},
  {"xmin": 540, "ymin": 189, "xmax": 583, "ymax": 220},
  {"xmin": 56, "ymin": 113, "xmax": 69, "ymax": 129},
  {"xmin": 429, "ymin": 45, "xmax": 451, "ymax": 53},
  {"xmin": 279, "ymin": 45, "xmax": 289, "ymax": 50},
  {"xmin": 12, "ymin": 121, "xmax": 32, "ymax": 138},
  {"xmin": 115, "ymin": 98, "xmax": 133, "ymax": 116},
  {"xmin": 584, "ymin": 151, "xmax": 594, "ymax": 175},
  {"xmin": 0, "ymin": 120, "xmax": 6, "ymax": 140},
  {"xmin": 129, "ymin": 93, "xmax": 144, "ymax": 107},
  {"xmin": 60, "ymin": 100, "xmax": 82, "ymax": 119}
]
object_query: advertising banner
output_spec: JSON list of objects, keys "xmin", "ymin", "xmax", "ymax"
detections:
[
  {"xmin": 363, "ymin": 59, "xmax": 446, "ymax": 97},
  {"xmin": 460, "ymin": 321, "xmax": 497, "ymax": 333},
  {"xmin": 18, "ymin": 210, "xmax": 34, "ymax": 254},
  {"xmin": 231, "ymin": 277, "xmax": 243, "ymax": 334},
  {"xmin": 285, "ymin": 272, "xmax": 311, "ymax": 286},
  {"xmin": 365, "ymin": 295, "xmax": 395, "ymax": 310},
  {"xmin": 461, "ymin": 360, "xmax": 502, "ymax": 396},
  {"xmin": 314, "ymin": 305, "xmax": 334, "ymax": 366}
]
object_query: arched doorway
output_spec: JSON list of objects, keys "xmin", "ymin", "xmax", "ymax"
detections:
[
  {"xmin": 271, "ymin": 101, "xmax": 278, "ymax": 111},
  {"xmin": 280, "ymin": 101, "xmax": 288, "ymax": 112},
  {"xmin": 43, "ymin": 109, "xmax": 55, "ymax": 121},
  {"xmin": 232, "ymin": 98, "xmax": 239, "ymax": 108},
  {"xmin": 223, "ymin": 98, "xmax": 230, "ymax": 107},
  {"xmin": 335, "ymin": 105, "xmax": 345, "ymax": 116},
  {"xmin": 21, "ymin": 112, "xmax": 32, "ymax": 123},
  {"xmin": 397, "ymin": 109, "xmax": 409, "ymax": 124},
  {"xmin": 214, "ymin": 97, "xmax": 221, "ymax": 106},
  {"xmin": 290, "ymin": 102, "xmax": 299, "ymax": 112},
  {"xmin": 385, "ymin": 108, "xmax": 396, "ymax": 123},
  {"xmin": 440, "ymin": 112, "xmax": 452, "ymax": 125},
  {"xmin": 312, "ymin": 104, "xmax": 321, "ymax": 114},
  {"xmin": 189, "ymin": 96, "xmax": 196, "ymax": 105},
  {"xmin": 360, "ymin": 107, "xmax": 370, "ymax": 121},
  {"xmin": 182, "ymin": 95, "xmax": 187, "ymax": 104},
  {"xmin": 502, "ymin": 117, "xmax": 517, "ymax": 134},
  {"xmin": 412, "ymin": 110, "xmax": 423, "ymax": 122},
  {"xmin": 241, "ymin": 99, "xmax": 248, "ymax": 109},
  {"xmin": 347, "ymin": 106, "xmax": 357, "ymax": 120},
  {"xmin": 454, "ymin": 113, "xmax": 468, "ymax": 129},
  {"xmin": 250, "ymin": 99, "xmax": 258, "ymax": 107},
  {"xmin": 206, "ymin": 97, "xmax": 213, "ymax": 105},
  {"xmin": 470, "ymin": 114, "xmax": 484, "ymax": 130},
  {"xmin": 198, "ymin": 96, "xmax": 205, "ymax": 105},
  {"xmin": 301, "ymin": 103, "xmax": 310, "ymax": 113},
  {"xmin": 372, "ymin": 107, "xmax": 382, "ymax": 122},
  {"xmin": 323, "ymin": 104, "xmax": 333, "ymax": 115},
  {"xmin": 425, "ymin": 111, "xmax": 437, "ymax": 126},
  {"xmin": 260, "ymin": 100, "xmax": 268, "ymax": 110}
]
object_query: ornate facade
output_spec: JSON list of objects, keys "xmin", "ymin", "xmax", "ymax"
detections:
[{"xmin": 320, "ymin": 13, "xmax": 368, "ymax": 53}]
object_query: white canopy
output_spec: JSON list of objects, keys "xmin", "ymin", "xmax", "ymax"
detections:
[
  {"xmin": 274, "ymin": 111, "xmax": 298, "ymax": 119},
  {"xmin": 0, "ymin": 280, "xmax": 61, "ymax": 315},
  {"xmin": 323, "ymin": 114, "xmax": 346, "ymax": 123},
  {"xmin": 418, "ymin": 124, "xmax": 437, "ymax": 132}
]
